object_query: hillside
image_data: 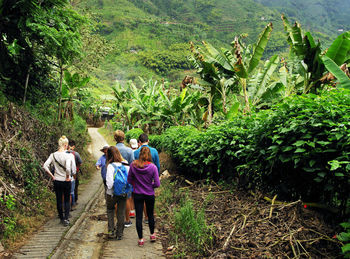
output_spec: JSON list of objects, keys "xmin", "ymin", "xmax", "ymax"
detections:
[
  {"xmin": 79, "ymin": 0, "xmax": 348, "ymax": 95},
  {"xmin": 254, "ymin": 0, "xmax": 350, "ymax": 34}
]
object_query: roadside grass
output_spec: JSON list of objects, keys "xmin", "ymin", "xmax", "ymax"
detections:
[{"xmin": 156, "ymin": 178, "xmax": 215, "ymax": 257}]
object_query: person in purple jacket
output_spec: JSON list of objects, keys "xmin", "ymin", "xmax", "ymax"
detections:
[{"xmin": 127, "ymin": 146, "xmax": 160, "ymax": 247}]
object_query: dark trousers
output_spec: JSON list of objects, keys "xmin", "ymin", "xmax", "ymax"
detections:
[
  {"xmin": 134, "ymin": 193, "xmax": 155, "ymax": 239},
  {"xmin": 54, "ymin": 180, "xmax": 71, "ymax": 220},
  {"xmin": 106, "ymin": 194, "xmax": 126, "ymax": 237}
]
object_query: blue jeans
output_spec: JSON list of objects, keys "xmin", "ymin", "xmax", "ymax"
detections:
[{"xmin": 70, "ymin": 180, "xmax": 76, "ymax": 206}]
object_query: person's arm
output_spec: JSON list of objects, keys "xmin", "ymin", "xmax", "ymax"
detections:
[
  {"xmin": 154, "ymin": 151, "xmax": 160, "ymax": 174},
  {"xmin": 75, "ymin": 152, "xmax": 83, "ymax": 166},
  {"xmin": 152, "ymin": 165, "xmax": 160, "ymax": 189},
  {"xmin": 70, "ymin": 154, "xmax": 76, "ymax": 176},
  {"xmin": 96, "ymin": 156, "xmax": 103, "ymax": 170},
  {"xmin": 65, "ymin": 154, "xmax": 73, "ymax": 181},
  {"xmin": 127, "ymin": 164, "xmax": 134, "ymax": 185},
  {"xmin": 43, "ymin": 154, "xmax": 55, "ymax": 181},
  {"xmin": 106, "ymin": 164, "xmax": 114, "ymax": 190},
  {"xmin": 129, "ymin": 150, "xmax": 135, "ymax": 164}
]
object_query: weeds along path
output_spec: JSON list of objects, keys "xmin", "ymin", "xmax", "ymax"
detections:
[{"xmin": 14, "ymin": 128, "xmax": 164, "ymax": 258}]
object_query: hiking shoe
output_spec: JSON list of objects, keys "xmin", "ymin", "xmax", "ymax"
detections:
[
  {"xmin": 116, "ymin": 235, "xmax": 123, "ymax": 240},
  {"xmin": 107, "ymin": 231, "xmax": 115, "ymax": 239},
  {"xmin": 124, "ymin": 221, "xmax": 132, "ymax": 228},
  {"xmin": 150, "ymin": 233, "xmax": 156, "ymax": 242},
  {"xmin": 138, "ymin": 239, "xmax": 144, "ymax": 247},
  {"xmin": 63, "ymin": 219, "xmax": 70, "ymax": 227},
  {"xmin": 129, "ymin": 211, "xmax": 135, "ymax": 218},
  {"xmin": 144, "ymin": 219, "xmax": 149, "ymax": 224}
]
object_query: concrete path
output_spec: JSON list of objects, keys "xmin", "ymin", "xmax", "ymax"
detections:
[{"xmin": 13, "ymin": 128, "xmax": 164, "ymax": 259}]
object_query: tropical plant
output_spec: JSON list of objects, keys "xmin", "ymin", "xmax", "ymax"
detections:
[
  {"xmin": 61, "ymin": 71, "xmax": 90, "ymax": 120},
  {"xmin": 189, "ymin": 22, "xmax": 274, "ymax": 121},
  {"xmin": 281, "ymin": 15, "xmax": 350, "ymax": 93}
]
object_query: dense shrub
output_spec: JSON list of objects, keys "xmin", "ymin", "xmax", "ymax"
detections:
[
  {"xmin": 151, "ymin": 89, "xmax": 350, "ymax": 216},
  {"xmin": 125, "ymin": 128, "xmax": 143, "ymax": 143}
]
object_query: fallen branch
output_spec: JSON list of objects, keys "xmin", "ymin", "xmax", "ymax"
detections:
[
  {"xmin": 223, "ymin": 225, "xmax": 236, "ymax": 250},
  {"xmin": 269, "ymin": 195, "xmax": 277, "ymax": 219}
]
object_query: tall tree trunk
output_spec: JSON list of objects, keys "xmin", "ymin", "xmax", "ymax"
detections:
[
  {"xmin": 58, "ymin": 64, "xmax": 64, "ymax": 120},
  {"xmin": 23, "ymin": 66, "xmax": 30, "ymax": 105}
]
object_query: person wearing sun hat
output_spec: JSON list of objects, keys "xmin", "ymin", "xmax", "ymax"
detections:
[{"xmin": 96, "ymin": 144, "xmax": 109, "ymax": 195}]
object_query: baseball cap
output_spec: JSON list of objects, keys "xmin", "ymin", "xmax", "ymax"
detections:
[{"xmin": 129, "ymin": 139, "xmax": 138, "ymax": 149}]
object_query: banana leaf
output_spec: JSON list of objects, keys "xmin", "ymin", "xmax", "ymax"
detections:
[
  {"xmin": 322, "ymin": 56, "xmax": 350, "ymax": 89},
  {"xmin": 250, "ymin": 55, "xmax": 279, "ymax": 104},
  {"xmin": 203, "ymin": 42, "xmax": 232, "ymax": 71},
  {"xmin": 248, "ymin": 23, "xmax": 273, "ymax": 74},
  {"xmin": 326, "ymin": 32, "xmax": 350, "ymax": 66}
]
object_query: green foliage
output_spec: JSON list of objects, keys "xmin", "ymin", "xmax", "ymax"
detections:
[
  {"xmin": 125, "ymin": 128, "xmax": 144, "ymax": 143},
  {"xmin": 151, "ymin": 89, "xmax": 350, "ymax": 216},
  {"xmin": 338, "ymin": 221, "xmax": 350, "ymax": 258},
  {"xmin": 174, "ymin": 198, "xmax": 213, "ymax": 255}
]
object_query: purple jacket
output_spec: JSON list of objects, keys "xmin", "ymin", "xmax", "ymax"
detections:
[{"xmin": 127, "ymin": 162, "xmax": 160, "ymax": 195}]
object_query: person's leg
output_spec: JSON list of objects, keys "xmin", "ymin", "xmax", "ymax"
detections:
[
  {"xmin": 143, "ymin": 202, "xmax": 148, "ymax": 222},
  {"xmin": 125, "ymin": 195, "xmax": 131, "ymax": 224},
  {"xmin": 75, "ymin": 176, "xmax": 79, "ymax": 203},
  {"xmin": 129, "ymin": 195, "xmax": 135, "ymax": 217},
  {"xmin": 133, "ymin": 193, "xmax": 144, "ymax": 239},
  {"xmin": 63, "ymin": 181, "xmax": 71, "ymax": 220},
  {"xmin": 70, "ymin": 180, "xmax": 75, "ymax": 208},
  {"xmin": 145, "ymin": 195, "xmax": 155, "ymax": 235},
  {"xmin": 115, "ymin": 195, "xmax": 126, "ymax": 239},
  {"xmin": 54, "ymin": 181, "xmax": 64, "ymax": 221},
  {"xmin": 106, "ymin": 194, "xmax": 117, "ymax": 235}
]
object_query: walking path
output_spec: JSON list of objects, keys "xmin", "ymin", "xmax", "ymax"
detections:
[{"xmin": 13, "ymin": 128, "xmax": 164, "ymax": 259}]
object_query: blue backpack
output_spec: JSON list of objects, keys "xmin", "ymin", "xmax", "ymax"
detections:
[{"xmin": 111, "ymin": 163, "xmax": 132, "ymax": 196}]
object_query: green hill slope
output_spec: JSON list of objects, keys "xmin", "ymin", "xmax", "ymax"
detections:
[{"xmin": 79, "ymin": 0, "xmax": 348, "ymax": 94}]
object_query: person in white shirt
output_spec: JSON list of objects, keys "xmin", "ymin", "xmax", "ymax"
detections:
[
  {"xmin": 43, "ymin": 136, "xmax": 76, "ymax": 226},
  {"xmin": 105, "ymin": 146, "xmax": 128, "ymax": 239}
]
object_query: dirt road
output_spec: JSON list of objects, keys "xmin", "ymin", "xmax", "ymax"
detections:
[{"xmin": 14, "ymin": 128, "xmax": 164, "ymax": 259}]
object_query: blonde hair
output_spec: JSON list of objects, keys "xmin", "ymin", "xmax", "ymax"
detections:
[{"xmin": 58, "ymin": 135, "xmax": 69, "ymax": 148}]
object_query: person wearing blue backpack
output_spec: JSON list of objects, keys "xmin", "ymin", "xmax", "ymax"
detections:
[
  {"xmin": 105, "ymin": 146, "xmax": 132, "ymax": 239},
  {"xmin": 127, "ymin": 146, "xmax": 160, "ymax": 247}
]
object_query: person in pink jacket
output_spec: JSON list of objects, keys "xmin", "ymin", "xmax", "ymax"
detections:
[{"xmin": 127, "ymin": 146, "xmax": 160, "ymax": 247}]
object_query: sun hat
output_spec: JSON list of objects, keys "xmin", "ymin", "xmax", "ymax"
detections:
[
  {"xmin": 100, "ymin": 144, "xmax": 109, "ymax": 152},
  {"xmin": 129, "ymin": 139, "xmax": 138, "ymax": 149}
]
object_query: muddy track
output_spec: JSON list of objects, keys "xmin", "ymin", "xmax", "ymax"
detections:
[{"xmin": 13, "ymin": 128, "xmax": 164, "ymax": 259}]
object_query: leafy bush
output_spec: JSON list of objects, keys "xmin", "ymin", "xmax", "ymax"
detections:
[
  {"xmin": 338, "ymin": 221, "xmax": 350, "ymax": 258},
  {"xmin": 242, "ymin": 90, "xmax": 350, "ymax": 214},
  {"xmin": 152, "ymin": 89, "xmax": 350, "ymax": 216},
  {"xmin": 125, "ymin": 128, "xmax": 143, "ymax": 143}
]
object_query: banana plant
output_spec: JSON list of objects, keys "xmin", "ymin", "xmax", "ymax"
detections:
[
  {"xmin": 61, "ymin": 70, "xmax": 90, "ymax": 120},
  {"xmin": 190, "ymin": 22, "xmax": 274, "ymax": 118},
  {"xmin": 281, "ymin": 15, "xmax": 350, "ymax": 93},
  {"xmin": 159, "ymin": 87, "xmax": 201, "ymax": 127}
]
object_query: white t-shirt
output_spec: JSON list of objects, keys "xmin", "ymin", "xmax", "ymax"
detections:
[
  {"xmin": 43, "ymin": 151, "xmax": 76, "ymax": 181},
  {"xmin": 106, "ymin": 162, "xmax": 129, "ymax": 196}
]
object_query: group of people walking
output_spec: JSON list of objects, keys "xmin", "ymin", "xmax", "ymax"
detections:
[
  {"xmin": 43, "ymin": 130, "xmax": 160, "ymax": 248},
  {"xmin": 97, "ymin": 130, "xmax": 160, "ymax": 247}
]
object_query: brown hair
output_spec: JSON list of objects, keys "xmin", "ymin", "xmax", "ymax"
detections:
[
  {"xmin": 133, "ymin": 146, "xmax": 152, "ymax": 168},
  {"xmin": 114, "ymin": 130, "xmax": 125, "ymax": 143},
  {"xmin": 106, "ymin": 146, "xmax": 123, "ymax": 165}
]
